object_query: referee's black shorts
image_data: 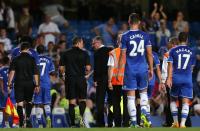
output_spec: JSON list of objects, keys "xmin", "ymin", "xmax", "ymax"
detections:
[
  {"xmin": 14, "ymin": 81, "xmax": 35, "ymax": 103},
  {"xmin": 65, "ymin": 76, "xmax": 87, "ymax": 100}
]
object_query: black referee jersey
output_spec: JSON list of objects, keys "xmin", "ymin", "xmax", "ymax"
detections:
[{"xmin": 59, "ymin": 47, "xmax": 90, "ymax": 77}]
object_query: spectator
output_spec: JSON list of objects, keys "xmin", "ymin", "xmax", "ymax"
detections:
[
  {"xmin": 0, "ymin": 42, "xmax": 6, "ymax": 54},
  {"xmin": 93, "ymin": 17, "xmax": 118, "ymax": 47},
  {"xmin": 0, "ymin": 0, "xmax": 6, "ymax": 28},
  {"xmin": 58, "ymin": 33, "xmax": 67, "ymax": 42},
  {"xmin": 193, "ymin": 96, "xmax": 200, "ymax": 116},
  {"xmin": 42, "ymin": 3, "xmax": 69, "ymax": 28},
  {"xmin": 172, "ymin": 11, "xmax": 189, "ymax": 37},
  {"xmin": 3, "ymin": 1, "xmax": 15, "ymax": 40},
  {"xmin": 118, "ymin": 22, "xmax": 128, "ymax": 34},
  {"xmin": 0, "ymin": 28, "xmax": 12, "ymax": 51},
  {"xmin": 156, "ymin": 19, "xmax": 171, "ymax": 48},
  {"xmin": 16, "ymin": 5, "xmax": 33, "ymax": 37},
  {"xmin": 38, "ymin": 15, "xmax": 60, "ymax": 47},
  {"xmin": 33, "ymin": 35, "xmax": 45, "ymax": 49},
  {"xmin": 150, "ymin": 3, "xmax": 167, "ymax": 31}
]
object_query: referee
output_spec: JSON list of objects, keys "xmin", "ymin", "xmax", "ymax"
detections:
[
  {"xmin": 59, "ymin": 36, "xmax": 91, "ymax": 127},
  {"xmin": 8, "ymin": 42, "xmax": 40, "ymax": 127}
]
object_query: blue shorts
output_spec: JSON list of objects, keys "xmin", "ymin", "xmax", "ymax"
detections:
[
  {"xmin": 123, "ymin": 71, "xmax": 148, "ymax": 91},
  {"xmin": 170, "ymin": 83, "xmax": 193, "ymax": 99},
  {"xmin": 148, "ymin": 85, "xmax": 154, "ymax": 98},
  {"xmin": 0, "ymin": 92, "xmax": 16, "ymax": 109},
  {"xmin": 33, "ymin": 87, "xmax": 51, "ymax": 105}
]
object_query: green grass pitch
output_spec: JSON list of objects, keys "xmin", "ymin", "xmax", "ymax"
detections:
[{"xmin": 1, "ymin": 128, "xmax": 200, "ymax": 131}]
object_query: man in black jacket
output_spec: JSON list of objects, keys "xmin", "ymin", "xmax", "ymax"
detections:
[
  {"xmin": 59, "ymin": 36, "xmax": 91, "ymax": 127},
  {"xmin": 8, "ymin": 42, "xmax": 40, "ymax": 127},
  {"xmin": 92, "ymin": 36, "xmax": 113, "ymax": 127}
]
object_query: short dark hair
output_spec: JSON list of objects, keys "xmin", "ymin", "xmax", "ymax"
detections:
[
  {"xmin": 20, "ymin": 42, "xmax": 30, "ymax": 51},
  {"xmin": 19, "ymin": 35, "xmax": 33, "ymax": 46},
  {"xmin": 92, "ymin": 36, "xmax": 104, "ymax": 44},
  {"xmin": 168, "ymin": 37, "xmax": 179, "ymax": 45},
  {"xmin": 1, "ymin": 56, "xmax": 9, "ymax": 65},
  {"xmin": 72, "ymin": 36, "xmax": 83, "ymax": 46},
  {"xmin": 129, "ymin": 13, "xmax": 140, "ymax": 24},
  {"xmin": 58, "ymin": 40, "xmax": 66, "ymax": 45},
  {"xmin": 37, "ymin": 45, "xmax": 45, "ymax": 54},
  {"xmin": 178, "ymin": 32, "xmax": 188, "ymax": 42}
]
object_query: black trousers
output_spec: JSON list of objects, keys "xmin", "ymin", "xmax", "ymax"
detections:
[
  {"xmin": 112, "ymin": 85, "xmax": 130, "ymax": 127},
  {"xmin": 96, "ymin": 76, "xmax": 112, "ymax": 127}
]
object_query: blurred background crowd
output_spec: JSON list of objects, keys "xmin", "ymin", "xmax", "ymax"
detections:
[{"xmin": 0, "ymin": 0, "xmax": 200, "ymax": 127}]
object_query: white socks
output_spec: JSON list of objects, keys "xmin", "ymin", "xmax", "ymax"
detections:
[
  {"xmin": 170, "ymin": 101, "xmax": 178, "ymax": 123},
  {"xmin": 44, "ymin": 105, "xmax": 51, "ymax": 118},
  {"xmin": 180, "ymin": 103, "xmax": 189, "ymax": 127},
  {"xmin": 127, "ymin": 96, "xmax": 136, "ymax": 122},
  {"xmin": 0, "ymin": 111, "xmax": 3, "ymax": 124},
  {"xmin": 140, "ymin": 92, "xmax": 148, "ymax": 115}
]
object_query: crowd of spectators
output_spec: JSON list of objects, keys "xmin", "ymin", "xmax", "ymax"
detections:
[{"xmin": 0, "ymin": 0, "xmax": 200, "ymax": 127}]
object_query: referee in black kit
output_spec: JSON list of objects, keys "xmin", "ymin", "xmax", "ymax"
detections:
[
  {"xmin": 59, "ymin": 36, "xmax": 91, "ymax": 127},
  {"xmin": 8, "ymin": 42, "xmax": 40, "ymax": 127}
]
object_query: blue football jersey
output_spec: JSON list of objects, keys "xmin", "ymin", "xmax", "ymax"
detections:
[
  {"xmin": 149, "ymin": 52, "xmax": 160, "ymax": 86},
  {"xmin": 168, "ymin": 45, "xmax": 196, "ymax": 84},
  {"xmin": 0, "ymin": 66, "xmax": 14, "ymax": 97},
  {"xmin": 121, "ymin": 30, "xmax": 152, "ymax": 73},
  {"xmin": 11, "ymin": 47, "xmax": 40, "ymax": 65},
  {"xmin": 39, "ymin": 55, "xmax": 55, "ymax": 88}
]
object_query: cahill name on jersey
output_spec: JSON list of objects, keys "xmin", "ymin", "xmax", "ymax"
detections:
[
  {"xmin": 121, "ymin": 30, "xmax": 152, "ymax": 73},
  {"xmin": 168, "ymin": 45, "xmax": 196, "ymax": 84}
]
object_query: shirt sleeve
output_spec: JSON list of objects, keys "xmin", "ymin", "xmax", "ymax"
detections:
[
  {"xmin": 167, "ymin": 49, "xmax": 173, "ymax": 63},
  {"xmin": 107, "ymin": 55, "xmax": 115, "ymax": 67},
  {"xmin": 38, "ymin": 24, "xmax": 42, "ymax": 34},
  {"xmin": 120, "ymin": 34, "xmax": 127, "ymax": 49},
  {"xmin": 145, "ymin": 34, "xmax": 152, "ymax": 47},
  {"xmin": 54, "ymin": 24, "xmax": 60, "ymax": 33},
  {"xmin": 161, "ymin": 55, "xmax": 168, "ymax": 83},
  {"xmin": 153, "ymin": 53, "xmax": 160, "ymax": 65}
]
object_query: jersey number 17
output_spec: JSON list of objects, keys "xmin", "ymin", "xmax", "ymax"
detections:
[{"xmin": 178, "ymin": 54, "xmax": 190, "ymax": 69}]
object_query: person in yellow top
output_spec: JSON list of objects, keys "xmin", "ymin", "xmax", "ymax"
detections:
[{"xmin": 107, "ymin": 33, "xmax": 129, "ymax": 127}]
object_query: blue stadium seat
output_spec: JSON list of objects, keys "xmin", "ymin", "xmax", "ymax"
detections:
[
  {"xmin": 30, "ymin": 107, "xmax": 46, "ymax": 128},
  {"xmin": 151, "ymin": 116, "xmax": 164, "ymax": 127},
  {"xmin": 52, "ymin": 107, "xmax": 69, "ymax": 128},
  {"xmin": 191, "ymin": 116, "xmax": 200, "ymax": 127}
]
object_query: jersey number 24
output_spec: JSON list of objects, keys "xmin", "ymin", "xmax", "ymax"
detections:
[{"xmin": 129, "ymin": 40, "xmax": 144, "ymax": 56}]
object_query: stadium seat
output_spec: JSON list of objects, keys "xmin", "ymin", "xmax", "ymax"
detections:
[
  {"xmin": 52, "ymin": 107, "xmax": 69, "ymax": 128},
  {"xmin": 30, "ymin": 107, "xmax": 46, "ymax": 128},
  {"xmin": 191, "ymin": 116, "xmax": 200, "ymax": 127},
  {"xmin": 151, "ymin": 116, "xmax": 164, "ymax": 127}
]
